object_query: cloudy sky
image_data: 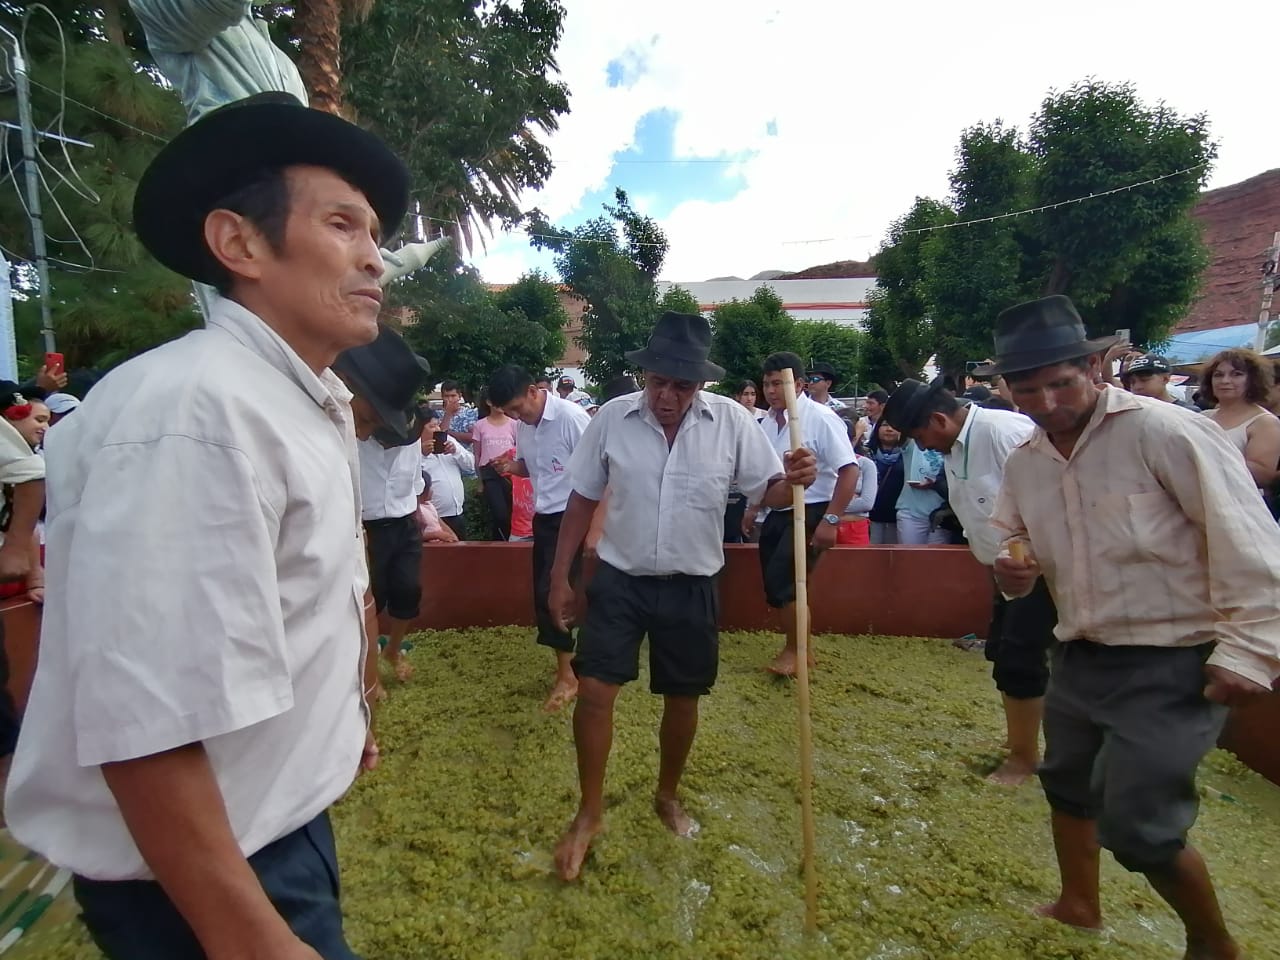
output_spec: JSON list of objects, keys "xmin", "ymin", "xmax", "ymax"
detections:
[{"xmin": 468, "ymin": 0, "xmax": 1272, "ymax": 285}]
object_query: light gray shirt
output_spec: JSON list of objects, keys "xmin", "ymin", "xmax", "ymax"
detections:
[
  {"xmin": 759, "ymin": 392, "xmax": 857, "ymax": 506},
  {"xmin": 570, "ymin": 391, "xmax": 784, "ymax": 577},
  {"xmin": 129, "ymin": 0, "xmax": 309, "ymax": 123},
  {"xmin": 516, "ymin": 391, "xmax": 591, "ymax": 515}
]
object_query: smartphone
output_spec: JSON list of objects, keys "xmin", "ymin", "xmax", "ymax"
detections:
[
  {"xmin": 1115, "ymin": 329, "xmax": 1131, "ymax": 343},
  {"xmin": 44, "ymin": 352, "xmax": 64, "ymax": 374},
  {"xmin": 965, "ymin": 361, "xmax": 981, "ymax": 373},
  {"xmin": 907, "ymin": 480, "xmax": 927, "ymax": 488},
  {"xmin": 432, "ymin": 430, "xmax": 448, "ymax": 454}
]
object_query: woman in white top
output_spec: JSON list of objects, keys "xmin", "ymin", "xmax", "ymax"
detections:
[{"xmin": 1201, "ymin": 349, "xmax": 1280, "ymax": 490}]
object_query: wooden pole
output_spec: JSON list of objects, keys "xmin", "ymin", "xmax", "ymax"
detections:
[
  {"xmin": 779, "ymin": 368, "xmax": 819, "ymax": 933},
  {"xmin": 1008, "ymin": 541, "xmax": 1027, "ymax": 564}
]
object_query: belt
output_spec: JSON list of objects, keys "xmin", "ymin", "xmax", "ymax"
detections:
[{"xmin": 363, "ymin": 514, "xmax": 414, "ymax": 527}]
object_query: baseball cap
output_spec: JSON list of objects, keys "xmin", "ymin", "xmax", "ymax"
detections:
[
  {"xmin": 45, "ymin": 392, "xmax": 81, "ymax": 415},
  {"xmin": 558, "ymin": 376, "xmax": 576, "ymax": 386},
  {"xmin": 1123, "ymin": 355, "xmax": 1172, "ymax": 377}
]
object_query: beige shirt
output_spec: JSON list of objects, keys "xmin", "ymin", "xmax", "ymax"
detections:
[
  {"xmin": 570, "ymin": 390, "xmax": 783, "ymax": 577},
  {"xmin": 7, "ymin": 297, "xmax": 370, "ymax": 880},
  {"xmin": 993, "ymin": 386, "xmax": 1280, "ymax": 688}
]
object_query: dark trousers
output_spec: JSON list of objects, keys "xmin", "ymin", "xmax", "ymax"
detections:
[
  {"xmin": 986, "ymin": 576, "xmax": 1056, "ymax": 700},
  {"xmin": 722, "ymin": 492, "xmax": 746, "ymax": 544},
  {"xmin": 479, "ymin": 465, "xmax": 513, "ymax": 541},
  {"xmin": 441, "ymin": 513, "xmax": 467, "ymax": 540},
  {"xmin": 532, "ymin": 511, "xmax": 580, "ymax": 651},
  {"xmin": 73, "ymin": 812, "xmax": 358, "ymax": 960},
  {"xmin": 0, "ymin": 617, "xmax": 17, "ymax": 756}
]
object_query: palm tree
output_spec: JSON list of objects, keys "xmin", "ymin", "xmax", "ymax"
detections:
[{"xmin": 293, "ymin": 0, "xmax": 374, "ymax": 116}]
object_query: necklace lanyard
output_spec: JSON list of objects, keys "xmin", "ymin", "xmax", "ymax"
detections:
[{"xmin": 952, "ymin": 409, "xmax": 975, "ymax": 481}]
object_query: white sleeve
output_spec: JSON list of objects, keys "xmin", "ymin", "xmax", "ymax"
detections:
[
  {"xmin": 734, "ymin": 410, "xmax": 785, "ymax": 504},
  {"xmin": 568, "ymin": 410, "xmax": 609, "ymax": 501},
  {"xmin": 67, "ymin": 436, "xmax": 292, "ymax": 767},
  {"xmin": 451, "ymin": 444, "xmax": 475, "ymax": 474},
  {"xmin": 129, "ymin": 0, "xmax": 249, "ymax": 54}
]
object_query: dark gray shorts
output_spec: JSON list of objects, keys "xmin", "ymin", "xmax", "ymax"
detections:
[{"xmin": 1039, "ymin": 641, "xmax": 1227, "ymax": 873}]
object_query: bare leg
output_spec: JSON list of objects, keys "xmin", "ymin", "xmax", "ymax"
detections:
[
  {"xmin": 381, "ymin": 617, "xmax": 414, "ymax": 682},
  {"xmin": 989, "ymin": 694, "xmax": 1044, "ymax": 786},
  {"xmin": 767, "ymin": 603, "xmax": 815, "ymax": 676},
  {"xmin": 654, "ymin": 695, "xmax": 700, "ymax": 837},
  {"xmin": 554, "ymin": 678, "xmax": 619, "ymax": 880},
  {"xmin": 542, "ymin": 650, "xmax": 579, "ymax": 712},
  {"xmin": 1144, "ymin": 847, "xmax": 1239, "ymax": 960},
  {"xmin": 1036, "ymin": 810, "xmax": 1104, "ymax": 929}
]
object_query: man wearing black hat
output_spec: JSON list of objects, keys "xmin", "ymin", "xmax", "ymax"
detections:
[
  {"xmin": 988, "ymin": 295, "xmax": 1280, "ymax": 954},
  {"xmin": 1120, "ymin": 354, "xmax": 1198, "ymax": 410},
  {"xmin": 543, "ymin": 312, "xmax": 817, "ymax": 882},
  {"xmin": 881, "ymin": 378, "xmax": 1052, "ymax": 787},
  {"xmin": 6, "ymin": 94, "xmax": 418, "ymax": 960},
  {"xmin": 805, "ymin": 362, "xmax": 847, "ymax": 411}
]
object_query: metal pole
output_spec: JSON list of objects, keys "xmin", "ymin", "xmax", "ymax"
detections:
[
  {"xmin": 9, "ymin": 39, "xmax": 57, "ymax": 353},
  {"xmin": 1254, "ymin": 230, "xmax": 1280, "ymax": 354}
]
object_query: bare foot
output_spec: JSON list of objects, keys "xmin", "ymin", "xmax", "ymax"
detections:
[
  {"xmin": 1034, "ymin": 899, "xmax": 1103, "ymax": 931},
  {"xmin": 387, "ymin": 657, "xmax": 414, "ymax": 682},
  {"xmin": 766, "ymin": 647, "xmax": 816, "ymax": 677},
  {"xmin": 554, "ymin": 812, "xmax": 602, "ymax": 881},
  {"xmin": 654, "ymin": 795, "xmax": 700, "ymax": 838},
  {"xmin": 542, "ymin": 675, "xmax": 579, "ymax": 713},
  {"xmin": 987, "ymin": 756, "xmax": 1038, "ymax": 786},
  {"xmin": 369, "ymin": 682, "xmax": 388, "ymax": 704}
]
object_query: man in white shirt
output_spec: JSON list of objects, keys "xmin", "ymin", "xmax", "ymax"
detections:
[
  {"xmin": 488, "ymin": 365, "xmax": 591, "ymax": 712},
  {"xmin": 752, "ymin": 352, "xmax": 860, "ymax": 676},
  {"xmin": 882, "ymin": 378, "xmax": 1054, "ymax": 787},
  {"xmin": 805, "ymin": 362, "xmax": 847, "ymax": 411},
  {"xmin": 420, "ymin": 407, "xmax": 476, "ymax": 539},
  {"xmin": 556, "ymin": 375, "xmax": 591, "ymax": 405},
  {"xmin": 5, "ymin": 93, "xmax": 414, "ymax": 960},
  {"xmin": 356, "ymin": 435, "xmax": 427, "ymax": 686},
  {"xmin": 544, "ymin": 312, "xmax": 817, "ymax": 881}
]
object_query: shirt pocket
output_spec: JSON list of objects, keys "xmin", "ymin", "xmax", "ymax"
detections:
[
  {"xmin": 1098, "ymin": 490, "xmax": 1184, "ymax": 564},
  {"xmin": 678, "ymin": 457, "xmax": 732, "ymax": 510}
]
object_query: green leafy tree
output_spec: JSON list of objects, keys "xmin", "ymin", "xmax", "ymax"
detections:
[
  {"xmin": 396, "ymin": 259, "xmax": 562, "ymax": 396},
  {"xmin": 865, "ymin": 197, "xmax": 953, "ymax": 382},
  {"xmin": 708, "ymin": 286, "xmax": 798, "ymax": 391},
  {"xmin": 657, "ymin": 284, "xmax": 700, "ymax": 316},
  {"xmin": 795, "ymin": 321, "xmax": 870, "ymax": 397},
  {"xmin": 529, "ymin": 188, "xmax": 670, "ymax": 385},
  {"xmin": 924, "ymin": 122, "xmax": 1035, "ymax": 382},
  {"xmin": 491, "ymin": 270, "xmax": 567, "ymax": 362},
  {"xmin": 336, "ymin": 0, "xmax": 570, "ymax": 250}
]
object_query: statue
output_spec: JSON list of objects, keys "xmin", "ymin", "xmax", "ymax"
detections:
[{"xmin": 129, "ymin": 0, "xmax": 445, "ymax": 293}]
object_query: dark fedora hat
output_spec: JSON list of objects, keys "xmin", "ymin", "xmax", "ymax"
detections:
[
  {"xmin": 134, "ymin": 92, "xmax": 410, "ymax": 285},
  {"xmin": 625, "ymin": 312, "xmax": 725, "ymax": 382},
  {"xmin": 332, "ymin": 323, "xmax": 431, "ymax": 443},
  {"xmin": 881, "ymin": 378, "xmax": 950, "ymax": 433},
  {"xmin": 807, "ymin": 362, "xmax": 840, "ymax": 388},
  {"xmin": 978, "ymin": 295, "xmax": 1120, "ymax": 377}
]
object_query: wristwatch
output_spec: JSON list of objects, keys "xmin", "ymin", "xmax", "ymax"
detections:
[{"xmin": 822, "ymin": 513, "xmax": 840, "ymax": 526}]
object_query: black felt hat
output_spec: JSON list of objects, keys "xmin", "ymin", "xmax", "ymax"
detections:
[
  {"xmin": 133, "ymin": 93, "xmax": 410, "ymax": 285},
  {"xmin": 625, "ymin": 312, "xmax": 725, "ymax": 381},
  {"xmin": 881, "ymin": 378, "xmax": 949, "ymax": 433},
  {"xmin": 333, "ymin": 323, "xmax": 431, "ymax": 444},
  {"xmin": 977, "ymin": 295, "xmax": 1120, "ymax": 377},
  {"xmin": 807, "ymin": 362, "xmax": 840, "ymax": 388}
]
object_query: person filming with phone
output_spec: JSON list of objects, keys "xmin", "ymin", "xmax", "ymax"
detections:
[{"xmin": 420, "ymin": 408, "xmax": 474, "ymax": 541}]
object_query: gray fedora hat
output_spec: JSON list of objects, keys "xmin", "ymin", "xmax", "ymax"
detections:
[
  {"xmin": 625, "ymin": 312, "xmax": 725, "ymax": 381},
  {"xmin": 978, "ymin": 295, "xmax": 1121, "ymax": 377}
]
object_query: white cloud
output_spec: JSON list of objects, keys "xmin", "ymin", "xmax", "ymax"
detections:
[{"xmin": 471, "ymin": 0, "xmax": 1276, "ymax": 284}]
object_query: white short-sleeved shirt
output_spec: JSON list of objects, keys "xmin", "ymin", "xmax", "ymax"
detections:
[
  {"xmin": 570, "ymin": 391, "xmax": 784, "ymax": 577},
  {"xmin": 516, "ymin": 390, "xmax": 590, "ymax": 515},
  {"xmin": 6, "ymin": 297, "xmax": 370, "ymax": 881},
  {"xmin": 759, "ymin": 392, "xmax": 857, "ymax": 506},
  {"xmin": 943, "ymin": 404, "xmax": 1035, "ymax": 566},
  {"xmin": 358, "ymin": 438, "xmax": 425, "ymax": 521}
]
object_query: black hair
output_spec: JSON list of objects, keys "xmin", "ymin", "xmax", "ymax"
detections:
[
  {"xmin": 900, "ymin": 387, "xmax": 962, "ymax": 431},
  {"xmin": 867, "ymin": 389, "xmax": 889, "ymax": 404},
  {"xmin": 535, "ymin": 374, "xmax": 553, "ymax": 387},
  {"xmin": 762, "ymin": 351, "xmax": 805, "ymax": 382},
  {"xmin": 982, "ymin": 395, "xmax": 1018, "ymax": 412},
  {"xmin": 732, "ymin": 379, "xmax": 756, "ymax": 398},
  {"xmin": 1002, "ymin": 355, "xmax": 1090, "ymax": 386},
  {"xmin": 206, "ymin": 168, "xmax": 291, "ymax": 296},
  {"xmin": 601, "ymin": 374, "xmax": 639, "ymax": 403},
  {"xmin": 487, "ymin": 365, "xmax": 533, "ymax": 407},
  {"xmin": 440, "ymin": 379, "xmax": 462, "ymax": 396}
]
